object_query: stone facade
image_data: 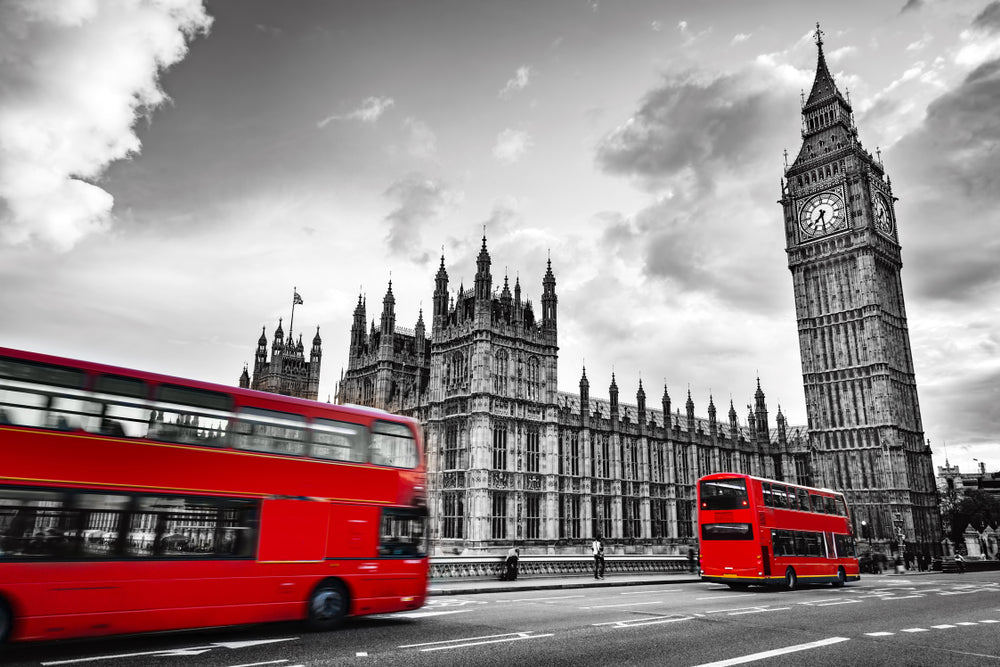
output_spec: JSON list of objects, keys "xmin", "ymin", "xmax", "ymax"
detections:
[
  {"xmin": 778, "ymin": 27, "xmax": 942, "ymax": 555},
  {"xmin": 240, "ymin": 319, "xmax": 322, "ymax": 401},
  {"xmin": 338, "ymin": 237, "xmax": 811, "ymax": 556}
]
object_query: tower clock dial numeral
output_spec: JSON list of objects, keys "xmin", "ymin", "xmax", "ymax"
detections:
[
  {"xmin": 872, "ymin": 192, "xmax": 894, "ymax": 236},
  {"xmin": 798, "ymin": 192, "xmax": 846, "ymax": 238}
]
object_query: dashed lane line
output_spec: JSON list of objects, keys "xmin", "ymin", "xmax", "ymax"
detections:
[
  {"xmin": 690, "ymin": 636, "xmax": 851, "ymax": 667},
  {"xmin": 400, "ymin": 631, "xmax": 554, "ymax": 652}
]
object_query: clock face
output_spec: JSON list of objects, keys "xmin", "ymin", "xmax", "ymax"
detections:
[
  {"xmin": 798, "ymin": 191, "xmax": 846, "ymax": 238},
  {"xmin": 872, "ymin": 192, "xmax": 894, "ymax": 235}
]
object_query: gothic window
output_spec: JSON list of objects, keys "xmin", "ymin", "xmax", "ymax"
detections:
[
  {"xmin": 442, "ymin": 492, "xmax": 464, "ymax": 539},
  {"xmin": 624, "ymin": 497, "xmax": 641, "ymax": 539},
  {"xmin": 570, "ymin": 431, "xmax": 580, "ymax": 477},
  {"xmin": 560, "ymin": 495, "xmax": 581, "ymax": 539},
  {"xmin": 651, "ymin": 498, "xmax": 669, "ymax": 539},
  {"xmin": 526, "ymin": 357, "xmax": 540, "ymax": 401},
  {"xmin": 600, "ymin": 436, "xmax": 611, "ymax": 478},
  {"xmin": 525, "ymin": 493, "xmax": 541, "ymax": 540},
  {"xmin": 444, "ymin": 422, "xmax": 461, "ymax": 470},
  {"xmin": 492, "ymin": 424, "xmax": 508, "ymax": 470},
  {"xmin": 494, "ymin": 350, "xmax": 508, "ymax": 396},
  {"xmin": 491, "ymin": 492, "xmax": 507, "ymax": 540},
  {"xmin": 591, "ymin": 496, "xmax": 613, "ymax": 539},
  {"xmin": 676, "ymin": 499, "xmax": 694, "ymax": 539},
  {"xmin": 526, "ymin": 427, "xmax": 540, "ymax": 473}
]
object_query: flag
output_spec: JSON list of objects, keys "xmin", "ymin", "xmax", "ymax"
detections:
[{"xmin": 293, "ymin": 291, "xmax": 304, "ymax": 305}]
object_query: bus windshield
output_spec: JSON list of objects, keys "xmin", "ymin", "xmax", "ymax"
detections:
[{"xmin": 699, "ymin": 477, "xmax": 749, "ymax": 510}]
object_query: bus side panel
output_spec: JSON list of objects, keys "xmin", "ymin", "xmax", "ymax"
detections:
[
  {"xmin": 258, "ymin": 498, "xmax": 330, "ymax": 562},
  {"xmin": 3, "ymin": 561, "xmax": 299, "ymax": 642}
]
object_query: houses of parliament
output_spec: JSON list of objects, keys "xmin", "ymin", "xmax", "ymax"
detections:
[{"xmin": 245, "ymin": 29, "xmax": 942, "ymax": 557}]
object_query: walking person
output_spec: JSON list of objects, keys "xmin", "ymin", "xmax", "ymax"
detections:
[
  {"xmin": 687, "ymin": 546, "xmax": 697, "ymax": 573},
  {"xmin": 592, "ymin": 536, "xmax": 605, "ymax": 579},
  {"xmin": 955, "ymin": 553, "xmax": 966, "ymax": 574},
  {"xmin": 502, "ymin": 546, "xmax": 520, "ymax": 581}
]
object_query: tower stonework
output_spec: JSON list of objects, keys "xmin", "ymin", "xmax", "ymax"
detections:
[
  {"xmin": 241, "ymin": 321, "xmax": 322, "ymax": 401},
  {"xmin": 779, "ymin": 27, "xmax": 941, "ymax": 554}
]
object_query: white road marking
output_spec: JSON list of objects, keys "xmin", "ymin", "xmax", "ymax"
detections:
[
  {"xmin": 401, "ymin": 632, "xmax": 553, "ymax": 652},
  {"xmin": 931, "ymin": 624, "xmax": 957, "ymax": 629},
  {"xmin": 41, "ymin": 639, "xmax": 299, "ymax": 665},
  {"xmin": 901, "ymin": 628, "xmax": 928, "ymax": 633},
  {"xmin": 813, "ymin": 599, "xmax": 860, "ymax": 607},
  {"xmin": 865, "ymin": 632, "xmax": 894, "ymax": 636},
  {"xmin": 705, "ymin": 605, "xmax": 779, "ymax": 614},
  {"xmin": 593, "ymin": 616, "xmax": 694, "ymax": 628},
  {"xmin": 356, "ymin": 652, "xmax": 368, "ymax": 657},
  {"xmin": 227, "ymin": 661, "xmax": 288, "ymax": 667},
  {"xmin": 980, "ymin": 619, "xmax": 999, "ymax": 623},
  {"xmin": 580, "ymin": 600, "xmax": 668, "ymax": 609},
  {"xmin": 697, "ymin": 595, "xmax": 741, "ymax": 600},
  {"xmin": 884, "ymin": 595, "xmax": 923, "ymax": 600},
  {"xmin": 619, "ymin": 589, "xmax": 679, "ymax": 595},
  {"xmin": 956, "ymin": 621, "xmax": 978, "ymax": 626},
  {"xmin": 496, "ymin": 595, "xmax": 584, "ymax": 602},
  {"xmin": 691, "ymin": 636, "xmax": 850, "ymax": 667},
  {"xmin": 727, "ymin": 607, "xmax": 790, "ymax": 615},
  {"xmin": 377, "ymin": 609, "xmax": 474, "ymax": 619}
]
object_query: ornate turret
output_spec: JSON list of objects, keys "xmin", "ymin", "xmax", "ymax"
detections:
[
  {"xmin": 238, "ymin": 363, "xmax": 250, "ymax": 389},
  {"xmin": 580, "ymin": 365, "xmax": 590, "ymax": 426},
  {"xmin": 541, "ymin": 256, "xmax": 557, "ymax": 334},
  {"xmin": 474, "ymin": 234, "xmax": 492, "ymax": 320},
  {"xmin": 662, "ymin": 385, "xmax": 671, "ymax": 422},
  {"xmin": 753, "ymin": 378, "xmax": 769, "ymax": 442},
  {"xmin": 636, "ymin": 379, "xmax": 646, "ymax": 429},
  {"xmin": 272, "ymin": 319, "xmax": 284, "ymax": 353},
  {"xmin": 433, "ymin": 254, "xmax": 449, "ymax": 329},
  {"xmin": 729, "ymin": 399, "xmax": 739, "ymax": 441},
  {"xmin": 380, "ymin": 281, "xmax": 396, "ymax": 338}
]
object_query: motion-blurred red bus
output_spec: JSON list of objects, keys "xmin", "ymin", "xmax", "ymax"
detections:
[
  {"xmin": 697, "ymin": 472, "xmax": 860, "ymax": 589},
  {"xmin": 0, "ymin": 346, "xmax": 427, "ymax": 643}
]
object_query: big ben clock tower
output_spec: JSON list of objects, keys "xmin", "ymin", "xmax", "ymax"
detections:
[{"xmin": 780, "ymin": 25, "xmax": 941, "ymax": 556}]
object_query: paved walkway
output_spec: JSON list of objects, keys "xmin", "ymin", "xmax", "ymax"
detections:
[{"xmin": 427, "ymin": 569, "xmax": 938, "ymax": 596}]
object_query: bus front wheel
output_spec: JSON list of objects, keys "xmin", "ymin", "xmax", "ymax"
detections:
[
  {"xmin": 783, "ymin": 568, "xmax": 797, "ymax": 591},
  {"xmin": 0, "ymin": 597, "xmax": 11, "ymax": 644},
  {"xmin": 306, "ymin": 579, "xmax": 349, "ymax": 631},
  {"xmin": 832, "ymin": 567, "xmax": 846, "ymax": 588}
]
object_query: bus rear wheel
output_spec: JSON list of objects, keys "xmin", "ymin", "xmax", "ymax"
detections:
[
  {"xmin": 832, "ymin": 567, "xmax": 846, "ymax": 588},
  {"xmin": 783, "ymin": 568, "xmax": 797, "ymax": 591},
  {"xmin": 306, "ymin": 579, "xmax": 349, "ymax": 631}
]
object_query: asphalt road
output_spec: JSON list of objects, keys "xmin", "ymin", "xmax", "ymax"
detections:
[{"xmin": 2, "ymin": 573, "xmax": 998, "ymax": 666}]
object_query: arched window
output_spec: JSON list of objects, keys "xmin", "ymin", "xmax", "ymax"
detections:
[
  {"xmin": 527, "ymin": 357, "xmax": 540, "ymax": 400},
  {"xmin": 494, "ymin": 350, "xmax": 509, "ymax": 396}
]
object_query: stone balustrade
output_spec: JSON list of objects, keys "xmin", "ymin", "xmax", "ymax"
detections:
[{"xmin": 430, "ymin": 554, "xmax": 692, "ymax": 579}]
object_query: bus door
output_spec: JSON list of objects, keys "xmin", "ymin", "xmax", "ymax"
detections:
[{"xmin": 761, "ymin": 546, "xmax": 771, "ymax": 577}]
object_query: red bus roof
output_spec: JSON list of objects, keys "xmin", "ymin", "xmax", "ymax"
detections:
[
  {"xmin": 698, "ymin": 472, "xmax": 843, "ymax": 497},
  {"xmin": 0, "ymin": 345, "xmax": 420, "ymax": 429}
]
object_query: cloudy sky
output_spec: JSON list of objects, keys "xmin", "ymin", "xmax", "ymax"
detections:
[{"xmin": 2, "ymin": 0, "xmax": 998, "ymax": 475}]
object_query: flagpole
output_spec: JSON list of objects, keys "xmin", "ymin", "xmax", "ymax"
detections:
[{"xmin": 290, "ymin": 286, "xmax": 297, "ymax": 342}]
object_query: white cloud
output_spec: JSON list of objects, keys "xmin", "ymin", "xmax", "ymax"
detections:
[
  {"xmin": 731, "ymin": 32, "xmax": 751, "ymax": 45},
  {"xmin": 499, "ymin": 66, "xmax": 532, "ymax": 99},
  {"xmin": 317, "ymin": 96, "xmax": 395, "ymax": 127},
  {"xmin": 492, "ymin": 129, "xmax": 533, "ymax": 164},
  {"xmin": 0, "ymin": 0, "xmax": 212, "ymax": 251},
  {"xmin": 403, "ymin": 117, "xmax": 437, "ymax": 159}
]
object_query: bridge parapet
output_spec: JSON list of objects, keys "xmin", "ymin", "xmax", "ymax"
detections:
[{"xmin": 430, "ymin": 555, "xmax": 690, "ymax": 579}]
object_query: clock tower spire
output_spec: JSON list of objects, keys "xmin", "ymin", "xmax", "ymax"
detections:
[{"xmin": 779, "ymin": 24, "xmax": 941, "ymax": 557}]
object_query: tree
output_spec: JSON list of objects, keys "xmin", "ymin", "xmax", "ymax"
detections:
[{"xmin": 945, "ymin": 490, "xmax": 1000, "ymax": 545}]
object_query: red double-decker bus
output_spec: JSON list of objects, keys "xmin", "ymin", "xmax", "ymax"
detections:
[
  {"xmin": 0, "ymin": 346, "xmax": 428, "ymax": 644},
  {"xmin": 697, "ymin": 472, "xmax": 860, "ymax": 589}
]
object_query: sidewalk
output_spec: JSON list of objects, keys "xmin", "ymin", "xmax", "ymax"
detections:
[
  {"xmin": 428, "ymin": 571, "xmax": 701, "ymax": 596},
  {"xmin": 426, "ymin": 569, "xmax": 939, "ymax": 596}
]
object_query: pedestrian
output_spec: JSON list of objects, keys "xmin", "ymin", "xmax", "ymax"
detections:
[
  {"xmin": 955, "ymin": 553, "xmax": 966, "ymax": 574},
  {"xmin": 503, "ymin": 546, "xmax": 520, "ymax": 581},
  {"xmin": 592, "ymin": 536, "xmax": 605, "ymax": 579},
  {"xmin": 687, "ymin": 546, "xmax": 697, "ymax": 573}
]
